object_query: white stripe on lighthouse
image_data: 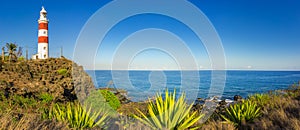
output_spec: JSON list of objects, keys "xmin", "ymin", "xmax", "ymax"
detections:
[{"xmin": 38, "ymin": 29, "xmax": 48, "ymax": 37}]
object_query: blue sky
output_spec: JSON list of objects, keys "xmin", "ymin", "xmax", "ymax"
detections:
[{"xmin": 0, "ymin": 0, "xmax": 299, "ymax": 70}]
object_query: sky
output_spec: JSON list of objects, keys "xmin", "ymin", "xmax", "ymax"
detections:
[{"xmin": 0, "ymin": 0, "xmax": 299, "ymax": 70}]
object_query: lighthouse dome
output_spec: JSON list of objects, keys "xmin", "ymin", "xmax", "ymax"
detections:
[
  {"xmin": 39, "ymin": 6, "xmax": 48, "ymax": 22},
  {"xmin": 40, "ymin": 6, "xmax": 47, "ymax": 13}
]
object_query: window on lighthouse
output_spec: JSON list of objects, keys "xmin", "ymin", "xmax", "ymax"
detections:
[
  {"xmin": 44, "ymin": 54, "xmax": 46, "ymax": 58},
  {"xmin": 43, "ymin": 47, "xmax": 46, "ymax": 50}
]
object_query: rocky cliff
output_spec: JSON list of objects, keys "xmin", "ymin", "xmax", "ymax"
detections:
[{"xmin": 0, "ymin": 58, "xmax": 95, "ymax": 102}]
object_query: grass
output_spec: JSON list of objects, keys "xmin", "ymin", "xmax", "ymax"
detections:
[
  {"xmin": 57, "ymin": 68, "xmax": 68, "ymax": 75},
  {"xmin": 0, "ymin": 93, "xmax": 68, "ymax": 129},
  {"xmin": 0, "ymin": 113, "xmax": 69, "ymax": 130},
  {"xmin": 248, "ymin": 93, "xmax": 271, "ymax": 106},
  {"xmin": 199, "ymin": 119, "xmax": 236, "ymax": 130},
  {"xmin": 117, "ymin": 102, "xmax": 149, "ymax": 117},
  {"xmin": 212, "ymin": 82, "xmax": 300, "ymax": 129},
  {"xmin": 114, "ymin": 115, "xmax": 152, "ymax": 130},
  {"xmin": 38, "ymin": 93, "xmax": 54, "ymax": 103},
  {"xmin": 0, "ymin": 94, "xmax": 45, "ymax": 114},
  {"xmin": 0, "ymin": 82, "xmax": 300, "ymax": 129},
  {"xmin": 0, "ymin": 92, "xmax": 114, "ymax": 129},
  {"xmin": 240, "ymin": 91, "xmax": 300, "ymax": 129}
]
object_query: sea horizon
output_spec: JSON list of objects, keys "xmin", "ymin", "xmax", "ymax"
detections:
[{"xmin": 86, "ymin": 70, "xmax": 300, "ymax": 102}]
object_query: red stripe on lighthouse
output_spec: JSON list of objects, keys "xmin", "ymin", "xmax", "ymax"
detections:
[
  {"xmin": 39, "ymin": 23, "xmax": 48, "ymax": 30},
  {"xmin": 38, "ymin": 36, "xmax": 48, "ymax": 43}
]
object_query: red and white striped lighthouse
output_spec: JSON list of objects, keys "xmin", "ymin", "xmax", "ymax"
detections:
[{"xmin": 35, "ymin": 6, "xmax": 49, "ymax": 59}]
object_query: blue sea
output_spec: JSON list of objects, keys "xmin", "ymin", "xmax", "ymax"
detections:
[{"xmin": 86, "ymin": 70, "xmax": 300, "ymax": 102}]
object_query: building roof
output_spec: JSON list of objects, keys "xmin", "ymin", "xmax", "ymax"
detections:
[{"xmin": 40, "ymin": 6, "xmax": 47, "ymax": 13}]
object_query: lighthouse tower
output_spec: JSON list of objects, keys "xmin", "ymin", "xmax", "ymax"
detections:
[{"xmin": 34, "ymin": 6, "xmax": 49, "ymax": 59}]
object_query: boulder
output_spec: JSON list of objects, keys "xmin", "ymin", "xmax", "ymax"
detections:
[{"xmin": 234, "ymin": 95, "xmax": 243, "ymax": 102}]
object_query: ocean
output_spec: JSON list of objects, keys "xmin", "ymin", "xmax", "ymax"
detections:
[{"xmin": 86, "ymin": 70, "xmax": 300, "ymax": 102}]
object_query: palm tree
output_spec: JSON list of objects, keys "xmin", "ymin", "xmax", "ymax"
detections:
[
  {"xmin": 6, "ymin": 43, "xmax": 17, "ymax": 62},
  {"xmin": 1, "ymin": 47, "xmax": 4, "ymax": 62}
]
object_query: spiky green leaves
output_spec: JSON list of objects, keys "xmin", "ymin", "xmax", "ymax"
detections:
[
  {"xmin": 134, "ymin": 89, "xmax": 203, "ymax": 130},
  {"xmin": 49, "ymin": 102, "xmax": 110, "ymax": 129},
  {"xmin": 221, "ymin": 100, "xmax": 261, "ymax": 126}
]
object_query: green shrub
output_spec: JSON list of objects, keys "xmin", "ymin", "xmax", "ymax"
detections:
[
  {"xmin": 287, "ymin": 91, "xmax": 298, "ymax": 98},
  {"xmin": 0, "ymin": 92, "xmax": 8, "ymax": 112},
  {"xmin": 288, "ymin": 82, "xmax": 300, "ymax": 90},
  {"xmin": 49, "ymin": 102, "xmax": 110, "ymax": 129},
  {"xmin": 38, "ymin": 93, "xmax": 53, "ymax": 103},
  {"xmin": 134, "ymin": 89, "xmax": 203, "ymax": 130},
  {"xmin": 84, "ymin": 90, "xmax": 116, "ymax": 114},
  {"xmin": 100, "ymin": 89, "xmax": 121, "ymax": 110},
  {"xmin": 249, "ymin": 93, "xmax": 270, "ymax": 106},
  {"xmin": 57, "ymin": 69, "xmax": 68, "ymax": 75},
  {"xmin": 0, "ymin": 91, "xmax": 5, "ymax": 101},
  {"xmin": 12, "ymin": 95, "xmax": 38, "ymax": 109},
  {"xmin": 17, "ymin": 56, "xmax": 25, "ymax": 61},
  {"xmin": 221, "ymin": 100, "xmax": 261, "ymax": 127}
]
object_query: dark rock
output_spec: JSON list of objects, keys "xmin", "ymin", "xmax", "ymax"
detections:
[
  {"xmin": 197, "ymin": 97, "xmax": 203, "ymax": 101},
  {"xmin": 195, "ymin": 98, "xmax": 205, "ymax": 105},
  {"xmin": 8, "ymin": 81, "xmax": 14, "ymax": 87},
  {"xmin": 219, "ymin": 99, "xmax": 228, "ymax": 106},
  {"xmin": 234, "ymin": 95, "xmax": 243, "ymax": 101},
  {"xmin": 191, "ymin": 103, "xmax": 203, "ymax": 112}
]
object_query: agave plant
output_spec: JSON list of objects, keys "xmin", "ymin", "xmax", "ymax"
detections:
[
  {"xmin": 134, "ymin": 89, "xmax": 203, "ymax": 130},
  {"xmin": 242, "ymin": 100, "xmax": 261, "ymax": 122},
  {"xmin": 221, "ymin": 100, "xmax": 261, "ymax": 126},
  {"xmin": 49, "ymin": 102, "xmax": 110, "ymax": 129}
]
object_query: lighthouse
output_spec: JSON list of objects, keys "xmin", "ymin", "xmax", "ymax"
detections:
[{"xmin": 33, "ymin": 6, "xmax": 49, "ymax": 59}]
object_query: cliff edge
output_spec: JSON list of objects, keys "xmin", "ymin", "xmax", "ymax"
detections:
[{"xmin": 0, "ymin": 58, "xmax": 95, "ymax": 102}]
